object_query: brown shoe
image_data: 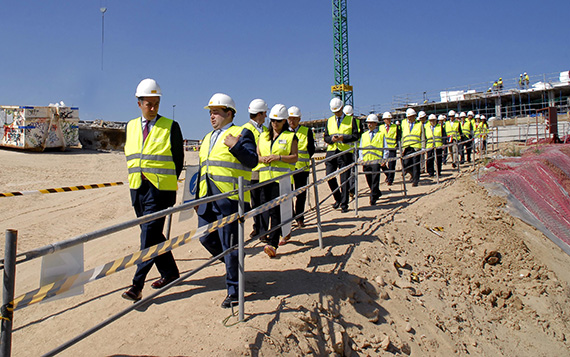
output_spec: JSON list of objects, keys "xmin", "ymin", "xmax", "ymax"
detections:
[
  {"xmin": 121, "ymin": 285, "xmax": 142, "ymax": 301},
  {"xmin": 151, "ymin": 275, "xmax": 179, "ymax": 289}
]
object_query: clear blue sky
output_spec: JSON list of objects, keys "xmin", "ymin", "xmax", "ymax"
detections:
[{"xmin": 1, "ymin": 1, "xmax": 568, "ymax": 140}]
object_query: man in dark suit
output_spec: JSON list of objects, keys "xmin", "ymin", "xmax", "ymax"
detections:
[{"xmin": 197, "ymin": 93, "xmax": 258, "ymax": 308}]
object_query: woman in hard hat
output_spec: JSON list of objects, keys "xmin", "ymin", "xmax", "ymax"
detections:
[{"xmin": 257, "ymin": 104, "xmax": 298, "ymax": 257}]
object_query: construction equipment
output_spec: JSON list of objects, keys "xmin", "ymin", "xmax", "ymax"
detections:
[{"xmin": 331, "ymin": 0, "xmax": 353, "ymax": 107}]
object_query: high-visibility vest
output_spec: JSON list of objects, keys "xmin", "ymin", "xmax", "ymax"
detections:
[
  {"xmin": 326, "ymin": 114, "xmax": 353, "ymax": 151},
  {"xmin": 360, "ymin": 130, "xmax": 383, "ymax": 161},
  {"xmin": 125, "ymin": 116, "xmax": 177, "ymax": 191},
  {"xmin": 199, "ymin": 125, "xmax": 252, "ymax": 201},
  {"xmin": 425, "ymin": 124, "xmax": 444, "ymax": 148},
  {"xmin": 379, "ymin": 123, "xmax": 398, "ymax": 148},
  {"xmin": 294, "ymin": 126, "xmax": 311, "ymax": 171},
  {"xmin": 474, "ymin": 123, "xmax": 489, "ymax": 139},
  {"xmin": 401, "ymin": 119, "xmax": 422, "ymax": 149},
  {"xmin": 258, "ymin": 130, "xmax": 296, "ymax": 183},
  {"xmin": 461, "ymin": 120, "xmax": 473, "ymax": 138},
  {"xmin": 242, "ymin": 121, "xmax": 268, "ymax": 172},
  {"xmin": 445, "ymin": 121, "xmax": 461, "ymax": 141}
]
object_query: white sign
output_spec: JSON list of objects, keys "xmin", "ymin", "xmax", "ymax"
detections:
[
  {"xmin": 40, "ymin": 244, "xmax": 84, "ymax": 302},
  {"xmin": 179, "ymin": 165, "xmax": 200, "ymax": 221},
  {"xmin": 279, "ymin": 175, "xmax": 293, "ymax": 237}
]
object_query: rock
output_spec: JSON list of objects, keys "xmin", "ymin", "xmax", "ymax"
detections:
[
  {"xmin": 481, "ymin": 286, "xmax": 492, "ymax": 295},
  {"xmin": 405, "ymin": 322, "xmax": 413, "ymax": 332},
  {"xmin": 401, "ymin": 342, "xmax": 412, "ymax": 355},
  {"xmin": 519, "ymin": 269, "xmax": 531, "ymax": 278},
  {"xmin": 386, "ymin": 232, "xmax": 395, "ymax": 244},
  {"xmin": 381, "ymin": 335, "xmax": 391, "ymax": 351},
  {"xmin": 512, "ymin": 296, "xmax": 524, "ymax": 310},
  {"xmin": 396, "ymin": 257, "xmax": 407, "ymax": 267},
  {"xmin": 361, "ymin": 253, "xmax": 370, "ymax": 262},
  {"xmin": 380, "ymin": 291, "xmax": 390, "ymax": 300},
  {"xmin": 368, "ymin": 308, "xmax": 380, "ymax": 323},
  {"xmin": 375, "ymin": 276, "xmax": 386, "ymax": 287},
  {"xmin": 332, "ymin": 330, "xmax": 345, "ymax": 354}
]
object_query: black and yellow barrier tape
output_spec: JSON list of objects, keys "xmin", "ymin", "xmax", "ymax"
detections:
[
  {"xmin": 11, "ymin": 211, "xmax": 239, "ymax": 310},
  {"xmin": 0, "ymin": 182, "xmax": 124, "ymax": 198}
]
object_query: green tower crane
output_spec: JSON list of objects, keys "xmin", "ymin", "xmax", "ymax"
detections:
[{"xmin": 331, "ymin": 0, "xmax": 353, "ymax": 107}]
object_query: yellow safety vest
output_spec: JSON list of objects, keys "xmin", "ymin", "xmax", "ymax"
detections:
[
  {"xmin": 461, "ymin": 120, "xmax": 473, "ymax": 138},
  {"xmin": 360, "ymin": 130, "xmax": 383, "ymax": 162},
  {"xmin": 379, "ymin": 123, "xmax": 398, "ymax": 148},
  {"xmin": 125, "ymin": 116, "xmax": 177, "ymax": 191},
  {"xmin": 199, "ymin": 125, "xmax": 252, "ymax": 201},
  {"xmin": 258, "ymin": 131, "xmax": 296, "ymax": 183},
  {"xmin": 294, "ymin": 126, "xmax": 311, "ymax": 171},
  {"xmin": 424, "ymin": 124, "xmax": 444, "ymax": 148},
  {"xmin": 445, "ymin": 121, "xmax": 461, "ymax": 141},
  {"xmin": 326, "ymin": 114, "xmax": 353, "ymax": 151},
  {"xmin": 401, "ymin": 119, "xmax": 422, "ymax": 149},
  {"xmin": 474, "ymin": 123, "xmax": 489, "ymax": 139},
  {"xmin": 242, "ymin": 121, "xmax": 268, "ymax": 172}
]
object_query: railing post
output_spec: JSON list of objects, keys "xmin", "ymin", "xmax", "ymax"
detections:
[
  {"xmin": 164, "ymin": 214, "xmax": 173, "ymax": 239},
  {"xmin": 354, "ymin": 147, "xmax": 358, "ymax": 216},
  {"xmin": 399, "ymin": 144, "xmax": 408, "ymax": 197},
  {"xmin": 433, "ymin": 146, "xmax": 440, "ymax": 184},
  {"xmin": 237, "ymin": 177, "xmax": 245, "ymax": 321},
  {"xmin": 1, "ymin": 229, "xmax": 17, "ymax": 357},
  {"xmin": 310, "ymin": 158, "xmax": 323, "ymax": 249}
]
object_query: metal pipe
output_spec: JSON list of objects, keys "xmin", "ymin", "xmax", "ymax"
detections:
[
  {"xmin": 353, "ymin": 146, "xmax": 358, "ymax": 216},
  {"xmin": 1, "ymin": 230, "xmax": 17, "ymax": 357},
  {"xmin": 310, "ymin": 158, "xmax": 323, "ymax": 249},
  {"xmin": 238, "ymin": 177, "xmax": 245, "ymax": 321},
  {"xmin": 398, "ymin": 144, "xmax": 408, "ymax": 197}
]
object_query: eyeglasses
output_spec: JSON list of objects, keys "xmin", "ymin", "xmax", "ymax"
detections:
[{"xmin": 270, "ymin": 119, "xmax": 285, "ymax": 123}]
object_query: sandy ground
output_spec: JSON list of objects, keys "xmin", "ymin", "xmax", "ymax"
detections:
[{"xmin": 1, "ymin": 145, "xmax": 569, "ymax": 356}]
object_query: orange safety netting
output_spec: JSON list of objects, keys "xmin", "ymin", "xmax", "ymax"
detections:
[{"xmin": 480, "ymin": 145, "xmax": 570, "ymax": 252}]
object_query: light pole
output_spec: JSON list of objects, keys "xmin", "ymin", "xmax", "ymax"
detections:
[{"xmin": 172, "ymin": 105, "xmax": 176, "ymax": 119}]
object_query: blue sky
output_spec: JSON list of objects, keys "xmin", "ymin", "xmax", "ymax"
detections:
[{"xmin": 1, "ymin": 1, "xmax": 568, "ymax": 140}]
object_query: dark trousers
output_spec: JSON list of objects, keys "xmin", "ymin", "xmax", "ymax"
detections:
[
  {"xmin": 382, "ymin": 149, "xmax": 397, "ymax": 184},
  {"xmin": 131, "ymin": 181, "xmax": 179, "ymax": 290},
  {"xmin": 403, "ymin": 147, "xmax": 420, "ymax": 185},
  {"xmin": 198, "ymin": 200, "xmax": 239, "ymax": 297},
  {"xmin": 426, "ymin": 148, "xmax": 444, "ymax": 176},
  {"xmin": 292, "ymin": 171, "xmax": 309, "ymax": 223},
  {"xmin": 260, "ymin": 182, "xmax": 282, "ymax": 248},
  {"xmin": 460, "ymin": 137, "xmax": 472, "ymax": 163},
  {"xmin": 363, "ymin": 163, "xmax": 381, "ymax": 201},
  {"xmin": 249, "ymin": 178, "xmax": 262, "ymax": 234},
  {"xmin": 325, "ymin": 150, "xmax": 353, "ymax": 209}
]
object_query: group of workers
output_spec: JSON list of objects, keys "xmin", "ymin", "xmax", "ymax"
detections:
[
  {"xmin": 357, "ymin": 108, "xmax": 489, "ymax": 205},
  {"xmin": 519, "ymin": 72, "xmax": 531, "ymax": 89},
  {"xmin": 121, "ymin": 77, "xmax": 490, "ymax": 309}
]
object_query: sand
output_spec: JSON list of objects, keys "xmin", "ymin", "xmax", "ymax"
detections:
[{"xmin": 1, "ymin": 145, "xmax": 569, "ymax": 356}]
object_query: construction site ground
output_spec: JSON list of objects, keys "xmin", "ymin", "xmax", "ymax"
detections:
[{"xmin": 1, "ymin": 145, "xmax": 569, "ymax": 356}]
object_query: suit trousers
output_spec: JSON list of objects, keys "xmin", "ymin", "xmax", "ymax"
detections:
[
  {"xmin": 325, "ymin": 150, "xmax": 353, "ymax": 209},
  {"xmin": 382, "ymin": 149, "xmax": 397, "ymax": 184},
  {"xmin": 426, "ymin": 148, "xmax": 444, "ymax": 176},
  {"xmin": 260, "ymin": 182, "xmax": 282, "ymax": 248},
  {"xmin": 403, "ymin": 147, "xmax": 420, "ymax": 185},
  {"xmin": 131, "ymin": 180, "xmax": 179, "ymax": 290},
  {"xmin": 363, "ymin": 163, "xmax": 381, "ymax": 200}
]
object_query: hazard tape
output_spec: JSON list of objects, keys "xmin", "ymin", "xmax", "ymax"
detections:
[
  {"xmin": 313, "ymin": 155, "xmax": 326, "ymax": 161},
  {"xmin": 11, "ymin": 211, "xmax": 239, "ymax": 310},
  {"xmin": 0, "ymin": 182, "xmax": 124, "ymax": 198}
]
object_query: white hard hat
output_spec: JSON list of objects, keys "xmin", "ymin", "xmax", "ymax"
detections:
[
  {"xmin": 205, "ymin": 93, "xmax": 236, "ymax": 111},
  {"xmin": 269, "ymin": 104, "xmax": 289, "ymax": 120},
  {"xmin": 418, "ymin": 110, "xmax": 427, "ymax": 118},
  {"xmin": 330, "ymin": 97, "xmax": 344, "ymax": 112},
  {"xmin": 454, "ymin": 113, "xmax": 459, "ymax": 118},
  {"xmin": 366, "ymin": 114, "xmax": 380, "ymax": 123},
  {"xmin": 475, "ymin": 114, "xmax": 480, "ymax": 119},
  {"xmin": 459, "ymin": 112, "xmax": 466, "ymax": 118},
  {"xmin": 481, "ymin": 115, "xmax": 486, "ymax": 120},
  {"xmin": 135, "ymin": 78, "xmax": 162, "ymax": 97},
  {"xmin": 448, "ymin": 110, "xmax": 456, "ymax": 116},
  {"xmin": 343, "ymin": 105, "xmax": 353, "ymax": 116},
  {"xmin": 382, "ymin": 111, "xmax": 392, "ymax": 120},
  {"xmin": 406, "ymin": 108, "xmax": 417, "ymax": 117},
  {"xmin": 428, "ymin": 114, "xmax": 437, "ymax": 120},
  {"xmin": 288, "ymin": 106, "xmax": 301, "ymax": 117},
  {"xmin": 248, "ymin": 99, "xmax": 268, "ymax": 114},
  {"xmin": 437, "ymin": 115, "xmax": 445, "ymax": 121},
  {"xmin": 524, "ymin": 72, "xmax": 527, "ymax": 75},
  {"xmin": 467, "ymin": 111, "xmax": 474, "ymax": 117}
]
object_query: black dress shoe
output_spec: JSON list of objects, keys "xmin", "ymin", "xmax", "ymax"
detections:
[
  {"xmin": 341, "ymin": 206, "xmax": 349, "ymax": 213},
  {"xmin": 121, "ymin": 285, "xmax": 142, "ymax": 301},
  {"xmin": 369, "ymin": 199, "xmax": 377, "ymax": 206},
  {"xmin": 221, "ymin": 295, "xmax": 239, "ymax": 308},
  {"xmin": 151, "ymin": 275, "xmax": 179, "ymax": 289},
  {"xmin": 333, "ymin": 201, "xmax": 341, "ymax": 209}
]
